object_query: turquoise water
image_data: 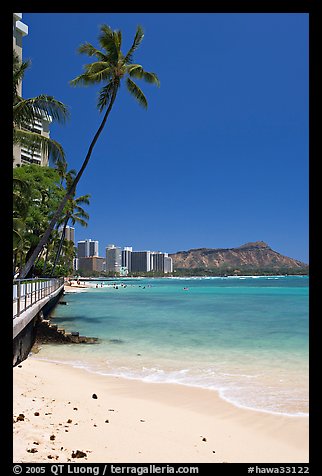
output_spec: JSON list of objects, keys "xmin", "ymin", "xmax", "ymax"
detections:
[{"xmin": 37, "ymin": 276, "xmax": 309, "ymax": 416}]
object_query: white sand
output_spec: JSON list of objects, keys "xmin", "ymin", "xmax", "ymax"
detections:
[{"xmin": 13, "ymin": 357, "xmax": 309, "ymax": 463}]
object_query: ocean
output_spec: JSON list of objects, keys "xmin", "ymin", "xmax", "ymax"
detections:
[{"xmin": 35, "ymin": 276, "xmax": 309, "ymax": 417}]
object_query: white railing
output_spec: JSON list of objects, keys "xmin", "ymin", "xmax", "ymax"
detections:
[{"xmin": 13, "ymin": 277, "xmax": 64, "ymax": 319}]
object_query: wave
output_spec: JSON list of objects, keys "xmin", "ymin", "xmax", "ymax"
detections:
[{"xmin": 32, "ymin": 355, "xmax": 308, "ymax": 418}]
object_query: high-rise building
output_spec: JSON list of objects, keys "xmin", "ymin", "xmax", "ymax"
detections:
[
  {"xmin": 164, "ymin": 255, "xmax": 173, "ymax": 273},
  {"xmin": 106, "ymin": 244, "xmax": 122, "ymax": 273},
  {"xmin": 13, "ymin": 13, "xmax": 52, "ymax": 167},
  {"xmin": 59, "ymin": 225, "xmax": 75, "ymax": 243},
  {"xmin": 64, "ymin": 226, "xmax": 75, "ymax": 244},
  {"xmin": 121, "ymin": 246, "xmax": 132, "ymax": 272},
  {"xmin": 78, "ymin": 257, "xmax": 104, "ymax": 273},
  {"xmin": 131, "ymin": 251, "xmax": 152, "ymax": 273},
  {"xmin": 151, "ymin": 252, "xmax": 165, "ymax": 272},
  {"xmin": 77, "ymin": 239, "xmax": 99, "ymax": 258}
]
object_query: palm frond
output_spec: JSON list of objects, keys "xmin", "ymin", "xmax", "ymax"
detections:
[
  {"xmin": 70, "ymin": 65, "xmax": 112, "ymax": 87},
  {"xmin": 98, "ymin": 25, "xmax": 119, "ymax": 64},
  {"xmin": 13, "ymin": 128, "xmax": 66, "ymax": 165},
  {"xmin": 97, "ymin": 83, "xmax": 115, "ymax": 112},
  {"xmin": 141, "ymin": 71, "xmax": 160, "ymax": 86},
  {"xmin": 75, "ymin": 194, "xmax": 91, "ymax": 206},
  {"xmin": 124, "ymin": 25, "xmax": 144, "ymax": 64},
  {"xmin": 14, "ymin": 96, "xmax": 69, "ymax": 126},
  {"xmin": 13, "ymin": 52, "xmax": 30, "ymax": 98},
  {"xmin": 114, "ymin": 30, "xmax": 122, "ymax": 50},
  {"xmin": 126, "ymin": 78, "xmax": 148, "ymax": 109},
  {"xmin": 128, "ymin": 65, "xmax": 160, "ymax": 86},
  {"xmin": 78, "ymin": 42, "xmax": 107, "ymax": 61}
]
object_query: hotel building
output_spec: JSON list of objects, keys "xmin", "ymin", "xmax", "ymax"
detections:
[
  {"xmin": 13, "ymin": 13, "xmax": 52, "ymax": 167},
  {"xmin": 77, "ymin": 239, "xmax": 99, "ymax": 259},
  {"xmin": 77, "ymin": 256, "xmax": 104, "ymax": 273},
  {"xmin": 106, "ymin": 244, "xmax": 122, "ymax": 273}
]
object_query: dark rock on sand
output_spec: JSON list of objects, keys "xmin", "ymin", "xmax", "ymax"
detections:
[
  {"xmin": 92, "ymin": 393, "xmax": 98, "ymax": 399},
  {"xmin": 72, "ymin": 450, "xmax": 87, "ymax": 458}
]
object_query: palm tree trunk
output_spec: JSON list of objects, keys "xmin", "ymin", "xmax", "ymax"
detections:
[
  {"xmin": 42, "ymin": 245, "xmax": 50, "ymax": 276},
  {"xmin": 18, "ymin": 87, "xmax": 118, "ymax": 279},
  {"xmin": 51, "ymin": 217, "xmax": 69, "ymax": 276}
]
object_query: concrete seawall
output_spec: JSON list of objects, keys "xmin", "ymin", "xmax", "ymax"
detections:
[{"xmin": 13, "ymin": 285, "xmax": 64, "ymax": 366}]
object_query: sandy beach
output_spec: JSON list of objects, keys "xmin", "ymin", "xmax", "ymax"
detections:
[{"xmin": 13, "ymin": 357, "xmax": 309, "ymax": 464}]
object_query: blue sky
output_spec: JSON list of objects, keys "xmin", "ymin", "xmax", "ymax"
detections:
[{"xmin": 22, "ymin": 13, "xmax": 309, "ymax": 262}]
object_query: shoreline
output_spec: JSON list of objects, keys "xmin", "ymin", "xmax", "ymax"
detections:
[{"xmin": 13, "ymin": 357, "xmax": 309, "ymax": 463}]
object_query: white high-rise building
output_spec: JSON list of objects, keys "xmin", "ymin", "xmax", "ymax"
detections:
[
  {"xmin": 122, "ymin": 246, "xmax": 132, "ymax": 272},
  {"xmin": 106, "ymin": 244, "xmax": 122, "ymax": 273},
  {"xmin": 13, "ymin": 13, "xmax": 52, "ymax": 168}
]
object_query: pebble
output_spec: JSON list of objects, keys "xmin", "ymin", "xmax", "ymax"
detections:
[
  {"xmin": 71, "ymin": 450, "xmax": 87, "ymax": 458},
  {"xmin": 92, "ymin": 394, "xmax": 98, "ymax": 399}
]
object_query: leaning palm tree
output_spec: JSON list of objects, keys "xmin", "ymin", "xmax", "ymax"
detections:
[
  {"xmin": 13, "ymin": 51, "xmax": 69, "ymax": 166},
  {"xmin": 51, "ymin": 191, "xmax": 90, "ymax": 276},
  {"xmin": 18, "ymin": 24, "xmax": 159, "ymax": 279}
]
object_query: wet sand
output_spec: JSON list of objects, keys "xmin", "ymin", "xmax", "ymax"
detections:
[{"xmin": 13, "ymin": 357, "xmax": 309, "ymax": 463}]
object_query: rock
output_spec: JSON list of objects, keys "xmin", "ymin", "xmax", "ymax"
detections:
[
  {"xmin": 34, "ymin": 412, "xmax": 40, "ymax": 416},
  {"xmin": 17, "ymin": 414, "xmax": 25, "ymax": 421},
  {"xmin": 27, "ymin": 448, "xmax": 38, "ymax": 453},
  {"xmin": 92, "ymin": 393, "xmax": 98, "ymax": 399},
  {"xmin": 73, "ymin": 407, "xmax": 78, "ymax": 410},
  {"xmin": 105, "ymin": 420, "xmax": 109, "ymax": 423},
  {"xmin": 67, "ymin": 419, "xmax": 72, "ymax": 423},
  {"xmin": 202, "ymin": 437, "xmax": 207, "ymax": 442},
  {"xmin": 50, "ymin": 435, "xmax": 55, "ymax": 441},
  {"xmin": 71, "ymin": 450, "xmax": 87, "ymax": 458}
]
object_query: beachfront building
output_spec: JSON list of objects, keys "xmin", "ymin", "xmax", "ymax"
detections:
[
  {"xmin": 77, "ymin": 239, "xmax": 99, "ymax": 258},
  {"xmin": 58, "ymin": 225, "xmax": 75, "ymax": 243},
  {"xmin": 150, "ymin": 252, "xmax": 173, "ymax": 273},
  {"xmin": 64, "ymin": 226, "xmax": 75, "ymax": 243},
  {"xmin": 78, "ymin": 256, "xmax": 104, "ymax": 273},
  {"xmin": 122, "ymin": 247, "xmax": 132, "ymax": 272},
  {"xmin": 164, "ymin": 255, "xmax": 173, "ymax": 273},
  {"xmin": 106, "ymin": 244, "xmax": 122, "ymax": 273},
  {"xmin": 13, "ymin": 13, "xmax": 52, "ymax": 168},
  {"xmin": 131, "ymin": 251, "xmax": 152, "ymax": 273}
]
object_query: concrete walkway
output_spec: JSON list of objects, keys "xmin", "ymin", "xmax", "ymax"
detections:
[{"xmin": 13, "ymin": 284, "xmax": 64, "ymax": 340}]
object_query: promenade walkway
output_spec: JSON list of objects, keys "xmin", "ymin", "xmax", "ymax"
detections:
[{"xmin": 13, "ymin": 278, "xmax": 64, "ymax": 339}]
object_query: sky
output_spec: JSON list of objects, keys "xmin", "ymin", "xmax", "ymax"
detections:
[{"xmin": 21, "ymin": 12, "xmax": 309, "ymax": 263}]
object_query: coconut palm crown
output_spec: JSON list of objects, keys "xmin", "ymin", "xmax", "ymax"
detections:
[{"xmin": 70, "ymin": 24, "xmax": 160, "ymax": 110}]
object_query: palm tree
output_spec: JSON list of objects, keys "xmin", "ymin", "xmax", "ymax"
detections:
[
  {"xmin": 13, "ymin": 51, "xmax": 69, "ymax": 166},
  {"xmin": 51, "ymin": 191, "xmax": 90, "ymax": 276},
  {"xmin": 18, "ymin": 24, "xmax": 159, "ymax": 279}
]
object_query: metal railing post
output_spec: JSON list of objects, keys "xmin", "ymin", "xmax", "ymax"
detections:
[{"xmin": 13, "ymin": 277, "xmax": 64, "ymax": 319}]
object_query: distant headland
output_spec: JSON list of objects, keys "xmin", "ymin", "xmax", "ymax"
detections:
[{"xmin": 170, "ymin": 241, "xmax": 308, "ymax": 276}]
